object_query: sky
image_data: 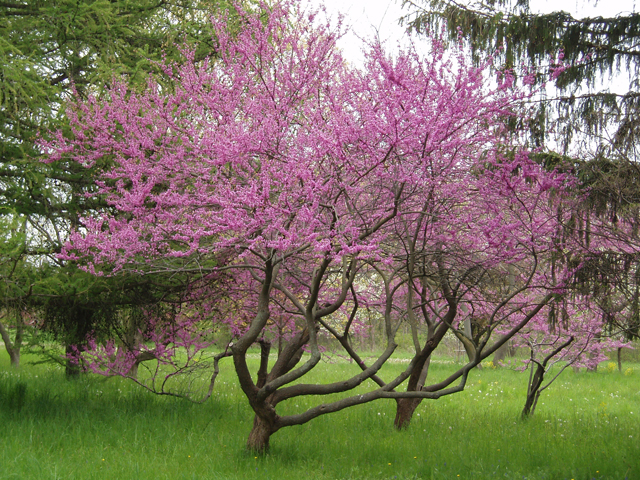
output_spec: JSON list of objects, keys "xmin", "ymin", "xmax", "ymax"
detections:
[{"xmin": 306, "ymin": 0, "xmax": 638, "ymax": 65}]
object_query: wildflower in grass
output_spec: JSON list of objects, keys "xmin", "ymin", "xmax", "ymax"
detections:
[
  {"xmin": 606, "ymin": 362, "xmax": 616, "ymax": 373},
  {"xmin": 624, "ymin": 367, "xmax": 634, "ymax": 376}
]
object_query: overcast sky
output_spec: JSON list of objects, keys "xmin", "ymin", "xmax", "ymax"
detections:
[{"xmin": 306, "ymin": 0, "xmax": 638, "ymax": 65}]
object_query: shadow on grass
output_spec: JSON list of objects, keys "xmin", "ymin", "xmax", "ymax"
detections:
[{"xmin": 0, "ymin": 370, "xmax": 232, "ymax": 422}]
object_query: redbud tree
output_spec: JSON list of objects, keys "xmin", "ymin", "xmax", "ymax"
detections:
[{"xmin": 45, "ymin": 2, "xmax": 574, "ymax": 452}]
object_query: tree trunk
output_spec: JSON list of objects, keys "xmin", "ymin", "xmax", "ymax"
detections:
[
  {"xmin": 521, "ymin": 364, "xmax": 544, "ymax": 418},
  {"xmin": 492, "ymin": 338, "xmax": 515, "ymax": 366},
  {"xmin": 392, "ymin": 305, "xmax": 454, "ymax": 430},
  {"xmin": 120, "ymin": 312, "xmax": 145, "ymax": 379},
  {"xmin": 394, "ymin": 398, "xmax": 421, "ymax": 429},
  {"xmin": 521, "ymin": 389, "xmax": 540, "ymax": 417},
  {"xmin": 8, "ymin": 348, "xmax": 20, "ymax": 368},
  {"xmin": 247, "ymin": 414, "xmax": 274, "ymax": 453},
  {"xmin": 461, "ymin": 317, "xmax": 481, "ymax": 369},
  {"xmin": 618, "ymin": 347, "xmax": 622, "ymax": 372},
  {"xmin": 65, "ymin": 344, "xmax": 81, "ymax": 378},
  {"xmin": 127, "ymin": 361, "xmax": 139, "ymax": 379},
  {"xmin": 0, "ymin": 317, "xmax": 22, "ymax": 368},
  {"xmin": 587, "ymin": 334, "xmax": 601, "ymax": 371},
  {"xmin": 522, "ymin": 337, "xmax": 574, "ymax": 418},
  {"xmin": 394, "ymin": 354, "xmax": 432, "ymax": 429},
  {"xmin": 244, "ymin": 333, "xmax": 307, "ymax": 453},
  {"xmin": 370, "ymin": 317, "xmax": 376, "ymax": 351},
  {"xmin": 492, "ymin": 343, "xmax": 508, "ymax": 365}
]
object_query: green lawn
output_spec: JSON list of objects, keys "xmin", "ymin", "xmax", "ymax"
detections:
[{"xmin": 0, "ymin": 350, "xmax": 638, "ymax": 479}]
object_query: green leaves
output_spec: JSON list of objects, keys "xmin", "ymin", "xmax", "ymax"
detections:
[
  {"xmin": 0, "ymin": 0, "xmax": 236, "ymax": 353},
  {"xmin": 404, "ymin": 1, "xmax": 640, "ymax": 152}
]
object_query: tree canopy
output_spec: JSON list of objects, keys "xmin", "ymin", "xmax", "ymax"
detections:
[{"xmin": 43, "ymin": 0, "xmax": 592, "ymax": 451}]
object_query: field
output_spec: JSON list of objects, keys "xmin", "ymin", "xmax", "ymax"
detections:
[{"xmin": 0, "ymin": 349, "xmax": 638, "ymax": 480}]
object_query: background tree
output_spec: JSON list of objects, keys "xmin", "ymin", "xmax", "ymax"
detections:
[
  {"xmin": 402, "ymin": 0, "xmax": 640, "ymax": 345},
  {"xmin": 0, "ymin": 0, "xmax": 231, "ymax": 368},
  {"xmin": 402, "ymin": 0, "xmax": 639, "ymax": 152}
]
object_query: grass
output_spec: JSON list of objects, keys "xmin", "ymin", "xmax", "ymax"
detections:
[{"xmin": 0, "ymin": 350, "xmax": 638, "ymax": 479}]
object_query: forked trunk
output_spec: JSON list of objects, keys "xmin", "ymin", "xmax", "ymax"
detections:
[
  {"xmin": 521, "ymin": 362, "xmax": 544, "ymax": 418},
  {"xmin": 521, "ymin": 390, "xmax": 539, "ymax": 417},
  {"xmin": 244, "ymin": 332, "xmax": 307, "ymax": 453},
  {"xmin": 522, "ymin": 337, "xmax": 574, "ymax": 418},
  {"xmin": 393, "ymin": 309, "xmax": 453, "ymax": 430},
  {"xmin": 247, "ymin": 414, "xmax": 274, "ymax": 453}
]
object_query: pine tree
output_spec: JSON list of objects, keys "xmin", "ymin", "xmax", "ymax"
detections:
[
  {"xmin": 403, "ymin": 0, "xmax": 639, "ymax": 154},
  {"xmin": 403, "ymin": 0, "xmax": 640, "ymax": 341},
  {"xmin": 0, "ymin": 0, "xmax": 232, "ymax": 368}
]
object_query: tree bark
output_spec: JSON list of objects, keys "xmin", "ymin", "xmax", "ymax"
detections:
[
  {"xmin": 122, "ymin": 313, "xmax": 144, "ymax": 379},
  {"xmin": 247, "ymin": 414, "xmax": 275, "ymax": 453},
  {"xmin": 394, "ymin": 397, "xmax": 421, "ymax": 429},
  {"xmin": 522, "ymin": 337, "xmax": 574, "ymax": 418},
  {"xmin": 460, "ymin": 317, "xmax": 482, "ymax": 369},
  {"xmin": 0, "ymin": 316, "xmax": 22, "ymax": 368},
  {"xmin": 492, "ymin": 338, "xmax": 515, "ymax": 365},
  {"xmin": 246, "ymin": 328, "xmax": 307, "ymax": 453},
  {"xmin": 618, "ymin": 347, "xmax": 622, "ymax": 372},
  {"xmin": 65, "ymin": 343, "xmax": 81, "ymax": 378},
  {"xmin": 8, "ymin": 349, "xmax": 20, "ymax": 368},
  {"xmin": 521, "ymin": 363, "xmax": 544, "ymax": 418},
  {"xmin": 393, "ymin": 354, "xmax": 432, "ymax": 429},
  {"xmin": 256, "ymin": 339, "xmax": 271, "ymax": 388},
  {"xmin": 393, "ymin": 307, "xmax": 454, "ymax": 430},
  {"xmin": 128, "ymin": 361, "xmax": 139, "ymax": 379}
]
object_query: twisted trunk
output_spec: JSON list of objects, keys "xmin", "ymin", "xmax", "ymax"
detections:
[
  {"xmin": 247, "ymin": 413, "xmax": 276, "ymax": 453},
  {"xmin": 394, "ymin": 308, "xmax": 453, "ymax": 430},
  {"xmin": 521, "ymin": 336, "xmax": 574, "ymax": 418},
  {"xmin": 246, "ymin": 329, "xmax": 310, "ymax": 453},
  {"xmin": 521, "ymin": 362, "xmax": 545, "ymax": 417}
]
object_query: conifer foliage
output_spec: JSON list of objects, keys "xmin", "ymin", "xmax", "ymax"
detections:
[
  {"xmin": 404, "ymin": 0, "xmax": 640, "ymax": 342},
  {"xmin": 403, "ymin": 0, "xmax": 640, "ymax": 153},
  {"xmin": 0, "ymin": 0, "xmax": 227, "ymax": 369}
]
